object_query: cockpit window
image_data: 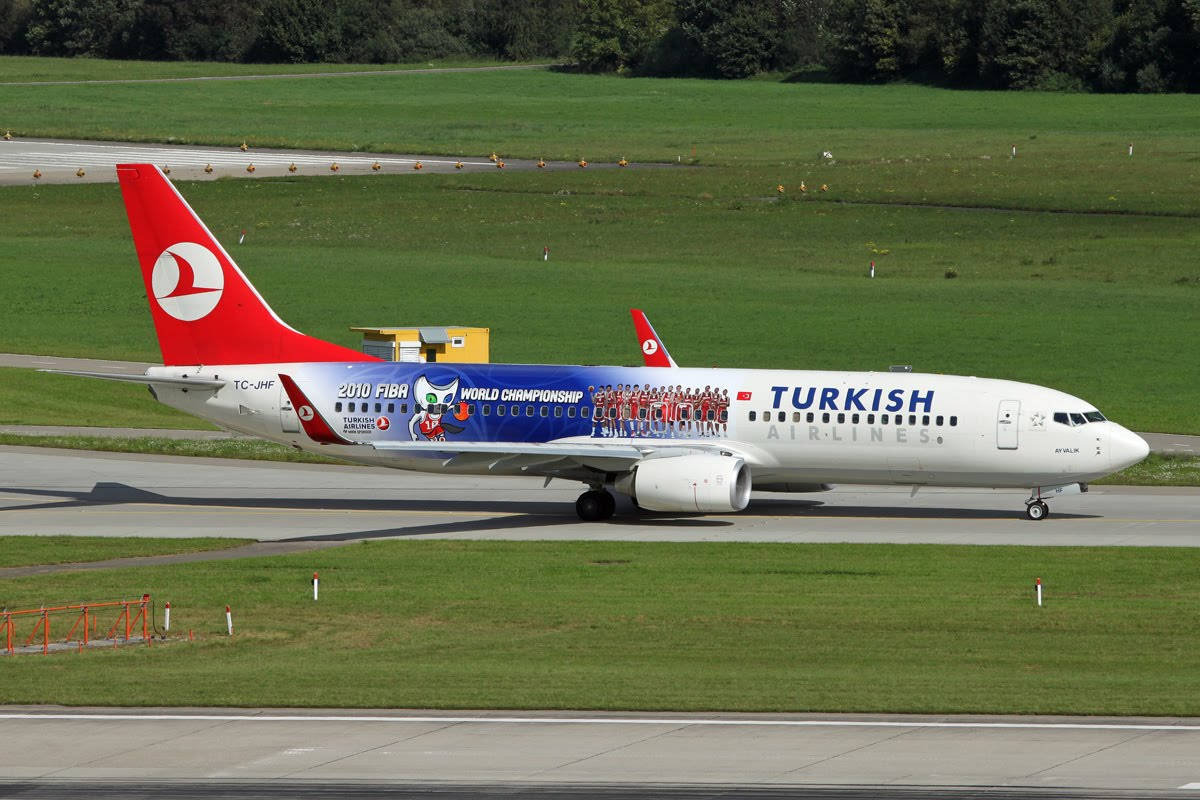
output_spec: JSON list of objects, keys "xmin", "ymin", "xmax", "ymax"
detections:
[
  {"xmin": 1069, "ymin": 413, "xmax": 1087, "ymax": 426},
  {"xmin": 1084, "ymin": 411, "xmax": 1106, "ymax": 423},
  {"xmin": 1053, "ymin": 412, "xmax": 1070, "ymax": 426},
  {"xmin": 1055, "ymin": 410, "xmax": 1107, "ymax": 426}
]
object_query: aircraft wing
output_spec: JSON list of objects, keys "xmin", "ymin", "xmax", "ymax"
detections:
[
  {"xmin": 370, "ymin": 439, "xmax": 726, "ymax": 474},
  {"xmin": 39, "ymin": 369, "xmax": 226, "ymax": 390}
]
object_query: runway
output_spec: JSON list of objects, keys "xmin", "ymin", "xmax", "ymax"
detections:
[
  {"xmin": 1, "ymin": 708, "xmax": 1199, "ymax": 794},
  {"xmin": 2, "ymin": 445, "xmax": 1198, "ymax": 546},
  {"xmin": 0, "ymin": 137, "xmax": 614, "ymax": 185}
]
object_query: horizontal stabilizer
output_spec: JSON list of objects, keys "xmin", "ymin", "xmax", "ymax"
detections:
[{"xmin": 40, "ymin": 369, "xmax": 226, "ymax": 389}]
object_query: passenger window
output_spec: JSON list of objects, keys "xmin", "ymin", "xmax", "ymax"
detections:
[
  {"xmin": 482, "ymin": 405, "xmax": 490, "ymax": 416},
  {"xmin": 567, "ymin": 406, "xmax": 575, "ymax": 418},
  {"xmin": 909, "ymin": 415, "xmax": 916, "ymax": 425},
  {"xmin": 880, "ymin": 414, "xmax": 888, "ymax": 424},
  {"xmin": 401, "ymin": 403, "xmax": 408, "ymax": 414},
  {"xmin": 936, "ymin": 415, "xmax": 944, "ymax": 426},
  {"xmin": 777, "ymin": 412, "xmax": 785, "ymax": 422},
  {"xmin": 806, "ymin": 412, "xmax": 814, "ymax": 423},
  {"xmin": 513, "ymin": 405, "xmax": 521, "ymax": 416},
  {"xmin": 719, "ymin": 410, "xmax": 728, "ymax": 422},
  {"xmin": 764, "ymin": 411, "xmax": 771, "ymax": 423},
  {"xmin": 851, "ymin": 413, "xmax": 860, "ymax": 424},
  {"xmin": 526, "ymin": 406, "xmax": 534, "ymax": 417},
  {"xmin": 335, "ymin": 402, "xmax": 342, "ymax": 412},
  {"xmin": 375, "ymin": 403, "xmax": 382, "ymax": 413},
  {"xmin": 497, "ymin": 405, "xmax": 506, "ymax": 416},
  {"xmin": 749, "ymin": 411, "xmax": 757, "ymax": 421},
  {"xmin": 822, "ymin": 413, "xmax": 830, "ymax": 423},
  {"xmin": 867, "ymin": 414, "xmax": 875, "ymax": 424},
  {"xmin": 922, "ymin": 415, "xmax": 929, "ymax": 426},
  {"xmin": 540, "ymin": 406, "xmax": 549, "ymax": 417},
  {"xmin": 837, "ymin": 413, "xmax": 845, "ymax": 424},
  {"xmin": 950, "ymin": 416, "xmax": 957, "ymax": 426},
  {"xmin": 793, "ymin": 412, "xmax": 802, "ymax": 423},
  {"xmin": 387, "ymin": 403, "xmax": 394, "ymax": 413}
]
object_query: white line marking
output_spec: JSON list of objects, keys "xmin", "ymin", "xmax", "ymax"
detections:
[
  {"xmin": 1179, "ymin": 783, "xmax": 1200, "ymax": 789},
  {"xmin": 3, "ymin": 713, "xmax": 1200, "ymax": 731}
]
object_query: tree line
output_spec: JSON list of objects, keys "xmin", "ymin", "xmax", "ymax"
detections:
[{"xmin": 2, "ymin": 0, "xmax": 1197, "ymax": 92}]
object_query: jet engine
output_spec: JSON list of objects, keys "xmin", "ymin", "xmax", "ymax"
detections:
[{"xmin": 624, "ymin": 454, "xmax": 751, "ymax": 513}]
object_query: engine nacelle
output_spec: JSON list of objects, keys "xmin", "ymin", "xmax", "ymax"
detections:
[{"xmin": 627, "ymin": 454, "xmax": 751, "ymax": 513}]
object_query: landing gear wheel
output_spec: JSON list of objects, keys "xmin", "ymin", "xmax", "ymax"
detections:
[
  {"xmin": 576, "ymin": 490, "xmax": 616, "ymax": 522},
  {"xmin": 1025, "ymin": 500, "xmax": 1049, "ymax": 521}
]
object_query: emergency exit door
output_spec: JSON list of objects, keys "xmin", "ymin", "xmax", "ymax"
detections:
[
  {"xmin": 996, "ymin": 400, "xmax": 1020, "ymax": 450},
  {"xmin": 280, "ymin": 385, "xmax": 299, "ymax": 433}
]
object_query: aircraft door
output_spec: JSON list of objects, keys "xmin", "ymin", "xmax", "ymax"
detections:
[
  {"xmin": 280, "ymin": 385, "xmax": 299, "ymax": 433},
  {"xmin": 996, "ymin": 400, "xmax": 1020, "ymax": 450}
]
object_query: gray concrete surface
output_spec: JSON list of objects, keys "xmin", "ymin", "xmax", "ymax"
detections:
[
  {"xmin": 2, "ymin": 446, "xmax": 1198, "ymax": 545},
  {"xmin": 0, "ymin": 137, "xmax": 620, "ymax": 185},
  {"xmin": 0, "ymin": 709, "xmax": 1198, "ymax": 792}
]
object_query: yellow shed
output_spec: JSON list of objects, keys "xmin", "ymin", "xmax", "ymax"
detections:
[{"xmin": 351, "ymin": 326, "xmax": 490, "ymax": 363}]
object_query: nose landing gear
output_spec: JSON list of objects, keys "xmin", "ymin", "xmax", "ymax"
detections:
[{"xmin": 576, "ymin": 488, "xmax": 616, "ymax": 521}]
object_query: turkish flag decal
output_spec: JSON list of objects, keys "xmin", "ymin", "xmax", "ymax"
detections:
[{"xmin": 737, "ymin": 391, "xmax": 752, "ymax": 401}]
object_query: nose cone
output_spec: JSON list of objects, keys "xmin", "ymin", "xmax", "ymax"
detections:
[{"xmin": 1110, "ymin": 426, "xmax": 1150, "ymax": 471}]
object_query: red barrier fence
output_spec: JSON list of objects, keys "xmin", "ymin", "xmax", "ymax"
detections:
[{"xmin": 2, "ymin": 595, "xmax": 151, "ymax": 655}]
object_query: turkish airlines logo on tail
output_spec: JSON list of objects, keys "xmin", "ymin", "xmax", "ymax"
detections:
[
  {"xmin": 641, "ymin": 339, "xmax": 659, "ymax": 355},
  {"xmin": 151, "ymin": 242, "xmax": 224, "ymax": 321},
  {"xmin": 297, "ymin": 405, "xmax": 315, "ymax": 422}
]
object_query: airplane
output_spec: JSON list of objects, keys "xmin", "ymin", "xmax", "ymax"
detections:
[{"xmin": 49, "ymin": 164, "xmax": 1150, "ymax": 523}]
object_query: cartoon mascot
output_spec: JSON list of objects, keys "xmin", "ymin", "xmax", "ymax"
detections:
[{"xmin": 409, "ymin": 375, "xmax": 464, "ymax": 441}]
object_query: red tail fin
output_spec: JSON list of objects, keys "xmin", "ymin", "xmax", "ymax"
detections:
[
  {"xmin": 630, "ymin": 309, "xmax": 677, "ymax": 368},
  {"xmin": 116, "ymin": 164, "xmax": 377, "ymax": 366}
]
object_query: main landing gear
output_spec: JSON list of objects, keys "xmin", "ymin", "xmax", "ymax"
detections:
[
  {"xmin": 576, "ymin": 488, "xmax": 616, "ymax": 521},
  {"xmin": 1025, "ymin": 500, "xmax": 1049, "ymax": 521}
]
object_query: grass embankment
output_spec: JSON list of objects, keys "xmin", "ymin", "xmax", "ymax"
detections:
[
  {"xmin": 0, "ymin": 55, "xmax": 545, "ymax": 83},
  {"xmin": 1, "ymin": 172, "xmax": 1196, "ymax": 432},
  {"xmin": 2, "ymin": 433, "xmax": 1194, "ymax": 485},
  {"xmin": 1, "ymin": 540, "xmax": 1198, "ymax": 714},
  {"xmin": 0, "ymin": 535, "xmax": 251, "ymax": 569}
]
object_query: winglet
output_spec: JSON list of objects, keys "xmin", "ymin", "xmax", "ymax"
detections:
[
  {"xmin": 631, "ymin": 309, "xmax": 677, "ymax": 367},
  {"xmin": 278, "ymin": 374, "xmax": 353, "ymax": 445}
]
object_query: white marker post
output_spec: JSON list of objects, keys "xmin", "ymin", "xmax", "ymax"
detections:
[
  {"xmin": 164, "ymin": 602, "xmax": 171, "ymax": 632},
  {"xmin": 1011, "ymin": 144, "xmax": 1017, "ymax": 159},
  {"xmin": 1036, "ymin": 578, "xmax": 1043, "ymax": 607},
  {"xmin": 225, "ymin": 605, "xmax": 233, "ymax": 635},
  {"xmin": 313, "ymin": 572, "xmax": 319, "ymax": 601},
  {"xmin": 543, "ymin": 246, "xmax": 549, "ymax": 262},
  {"xmin": 869, "ymin": 261, "xmax": 875, "ymax": 279},
  {"xmin": 238, "ymin": 229, "xmax": 246, "ymax": 245},
  {"xmin": 1128, "ymin": 143, "xmax": 1134, "ymax": 157}
]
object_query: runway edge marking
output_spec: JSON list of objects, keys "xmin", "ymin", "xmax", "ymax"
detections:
[{"xmin": 4, "ymin": 713, "xmax": 1200, "ymax": 731}]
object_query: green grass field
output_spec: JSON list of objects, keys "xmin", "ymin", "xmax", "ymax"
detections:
[
  {"xmin": 0, "ymin": 535, "xmax": 249, "ymax": 568},
  {"xmin": 0, "ymin": 55, "xmax": 543, "ymax": 82},
  {"xmin": 1, "ymin": 170, "xmax": 1196, "ymax": 432},
  {"xmin": 2, "ymin": 540, "xmax": 1198, "ymax": 714}
]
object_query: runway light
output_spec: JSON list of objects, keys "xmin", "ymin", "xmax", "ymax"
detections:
[
  {"xmin": 577, "ymin": 159, "xmax": 588, "ymax": 168},
  {"xmin": 413, "ymin": 161, "xmax": 423, "ymax": 170},
  {"xmin": 799, "ymin": 181, "xmax": 807, "ymax": 193},
  {"xmin": 32, "ymin": 169, "xmax": 41, "ymax": 179},
  {"xmin": 330, "ymin": 162, "xmax": 340, "ymax": 172},
  {"xmin": 537, "ymin": 159, "xmax": 546, "ymax": 169},
  {"xmin": 496, "ymin": 160, "xmax": 505, "ymax": 169},
  {"xmin": 204, "ymin": 163, "xmax": 213, "ymax": 174},
  {"xmin": 371, "ymin": 161, "xmax": 381, "ymax": 171},
  {"xmin": 288, "ymin": 162, "xmax": 297, "ymax": 173},
  {"xmin": 239, "ymin": 141, "xmax": 249, "ymax": 152},
  {"xmin": 3, "ymin": 130, "xmax": 12, "ymax": 140},
  {"xmin": 454, "ymin": 161, "xmax": 464, "ymax": 169},
  {"xmin": 820, "ymin": 183, "xmax": 829, "ymax": 192},
  {"xmin": 618, "ymin": 158, "xmax": 628, "ymax": 167},
  {"xmin": 162, "ymin": 165, "xmax": 170, "ymax": 175},
  {"xmin": 75, "ymin": 168, "xmax": 85, "ymax": 177},
  {"xmin": 776, "ymin": 184, "xmax": 784, "ymax": 194},
  {"xmin": 246, "ymin": 163, "xmax": 255, "ymax": 173},
  {"xmin": 489, "ymin": 152, "xmax": 498, "ymax": 162}
]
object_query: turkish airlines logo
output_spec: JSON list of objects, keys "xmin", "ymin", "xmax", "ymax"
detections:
[
  {"xmin": 297, "ymin": 405, "xmax": 314, "ymax": 422},
  {"xmin": 641, "ymin": 339, "xmax": 658, "ymax": 355},
  {"xmin": 151, "ymin": 242, "xmax": 224, "ymax": 321},
  {"xmin": 375, "ymin": 416, "xmax": 390, "ymax": 431}
]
